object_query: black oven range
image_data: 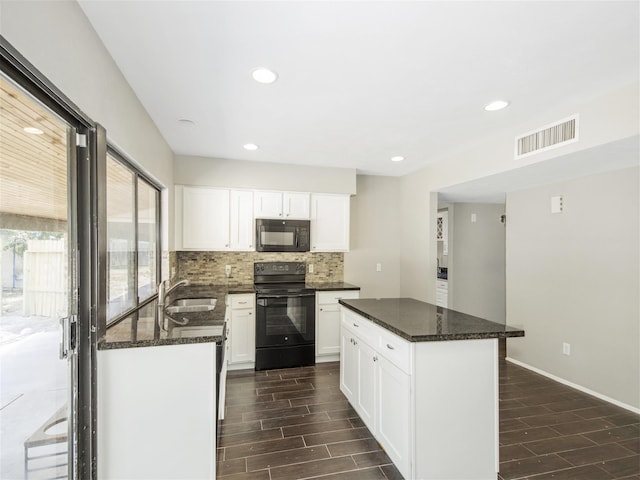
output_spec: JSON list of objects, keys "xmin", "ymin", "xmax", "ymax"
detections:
[{"xmin": 254, "ymin": 262, "xmax": 315, "ymax": 371}]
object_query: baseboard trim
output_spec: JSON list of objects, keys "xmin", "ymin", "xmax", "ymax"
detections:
[{"xmin": 505, "ymin": 357, "xmax": 640, "ymax": 415}]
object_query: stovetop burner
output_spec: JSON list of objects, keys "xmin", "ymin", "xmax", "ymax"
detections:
[{"xmin": 254, "ymin": 261, "xmax": 312, "ymax": 296}]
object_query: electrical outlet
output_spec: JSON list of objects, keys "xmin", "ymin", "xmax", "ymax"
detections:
[
  {"xmin": 225, "ymin": 265, "xmax": 232, "ymax": 277},
  {"xmin": 309, "ymin": 264, "xmax": 314, "ymax": 273},
  {"xmin": 376, "ymin": 263, "xmax": 382, "ymax": 272},
  {"xmin": 562, "ymin": 342, "xmax": 571, "ymax": 356},
  {"xmin": 551, "ymin": 195, "xmax": 564, "ymax": 213}
]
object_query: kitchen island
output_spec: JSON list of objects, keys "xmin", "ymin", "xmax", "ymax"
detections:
[{"xmin": 338, "ymin": 298, "xmax": 524, "ymax": 480}]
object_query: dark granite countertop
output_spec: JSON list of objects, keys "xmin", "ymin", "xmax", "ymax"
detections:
[
  {"xmin": 100, "ymin": 282, "xmax": 360, "ymax": 350},
  {"xmin": 306, "ymin": 282, "xmax": 360, "ymax": 291},
  {"xmin": 98, "ymin": 284, "xmax": 253, "ymax": 350},
  {"xmin": 339, "ymin": 298, "xmax": 524, "ymax": 342}
]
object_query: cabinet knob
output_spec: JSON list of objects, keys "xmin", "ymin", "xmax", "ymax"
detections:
[
  {"xmin": 373, "ymin": 356, "xmax": 378, "ymax": 362},
  {"xmin": 248, "ymin": 312, "xmax": 252, "ymax": 315},
  {"xmin": 353, "ymin": 323, "xmax": 359, "ymax": 328},
  {"xmin": 386, "ymin": 343, "xmax": 395, "ymax": 350},
  {"xmin": 320, "ymin": 308, "xmax": 323, "ymax": 312}
]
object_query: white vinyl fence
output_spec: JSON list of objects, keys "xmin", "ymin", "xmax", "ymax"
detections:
[{"xmin": 23, "ymin": 239, "xmax": 67, "ymax": 317}]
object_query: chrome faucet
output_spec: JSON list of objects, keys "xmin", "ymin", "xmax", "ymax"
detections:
[{"xmin": 157, "ymin": 279, "xmax": 191, "ymax": 331}]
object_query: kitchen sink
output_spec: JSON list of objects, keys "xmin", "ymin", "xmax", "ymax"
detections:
[
  {"xmin": 171, "ymin": 325, "xmax": 223, "ymax": 338},
  {"xmin": 166, "ymin": 298, "xmax": 217, "ymax": 314}
]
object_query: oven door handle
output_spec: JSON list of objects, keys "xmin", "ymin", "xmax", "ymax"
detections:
[{"xmin": 257, "ymin": 294, "xmax": 314, "ymax": 306}]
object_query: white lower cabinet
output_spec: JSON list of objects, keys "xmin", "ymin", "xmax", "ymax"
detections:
[
  {"xmin": 355, "ymin": 338, "xmax": 377, "ymax": 432},
  {"xmin": 227, "ymin": 293, "xmax": 256, "ymax": 369},
  {"xmin": 376, "ymin": 355, "xmax": 411, "ymax": 476},
  {"xmin": 340, "ymin": 327, "xmax": 358, "ymax": 401},
  {"xmin": 316, "ymin": 290, "xmax": 359, "ymax": 361},
  {"xmin": 340, "ymin": 307, "xmax": 499, "ymax": 480},
  {"xmin": 436, "ymin": 279, "xmax": 448, "ymax": 307},
  {"xmin": 97, "ymin": 343, "xmax": 216, "ymax": 479}
]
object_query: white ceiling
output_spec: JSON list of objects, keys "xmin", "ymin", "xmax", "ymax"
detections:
[{"xmin": 78, "ymin": 1, "xmax": 639, "ymax": 188}]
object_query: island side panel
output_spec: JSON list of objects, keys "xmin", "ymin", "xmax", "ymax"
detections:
[
  {"xmin": 97, "ymin": 343, "xmax": 216, "ymax": 479},
  {"xmin": 413, "ymin": 338, "xmax": 499, "ymax": 480}
]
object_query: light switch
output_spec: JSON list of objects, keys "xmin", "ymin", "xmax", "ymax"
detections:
[
  {"xmin": 376, "ymin": 263, "xmax": 382, "ymax": 272},
  {"xmin": 551, "ymin": 195, "xmax": 564, "ymax": 214},
  {"xmin": 471, "ymin": 213, "xmax": 477, "ymax": 223}
]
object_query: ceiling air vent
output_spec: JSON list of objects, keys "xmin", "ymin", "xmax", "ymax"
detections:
[{"xmin": 515, "ymin": 114, "xmax": 579, "ymax": 159}]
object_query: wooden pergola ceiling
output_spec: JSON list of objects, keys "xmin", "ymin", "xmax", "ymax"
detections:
[
  {"xmin": 1, "ymin": 76, "xmax": 156, "ymax": 232},
  {"xmin": 0, "ymin": 76, "xmax": 68, "ymax": 222}
]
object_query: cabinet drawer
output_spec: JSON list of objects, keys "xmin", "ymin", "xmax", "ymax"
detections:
[
  {"xmin": 436, "ymin": 280, "xmax": 448, "ymax": 290},
  {"xmin": 342, "ymin": 310, "xmax": 376, "ymax": 346},
  {"xmin": 317, "ymin": 290, "xmax": 359, "ymax": 305},
  {"xmin": 436, "ymin": 291, "xmax": 448, "ymax": 303},
  {"xmin": 377, "ymin": 328, "xmax": 412, "ymax": 374},
  {"xmin": 229, "ymin": 294, "xmax": 254, "ymax": 309}
]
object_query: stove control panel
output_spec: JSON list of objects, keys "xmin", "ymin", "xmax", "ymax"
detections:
[{"xmin": 254, "ymin": 262, "xmax": 306, "ymax": 275}]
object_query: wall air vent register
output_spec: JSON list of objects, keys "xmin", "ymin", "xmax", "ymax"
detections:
[{"xmin": 515, "ymin": 114, "xmax": 579, "ymax": 159}]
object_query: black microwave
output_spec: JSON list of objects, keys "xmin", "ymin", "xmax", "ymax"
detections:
[{"xmin": 255, "ymin": 219, "xmax": 310, "ymax": 252}]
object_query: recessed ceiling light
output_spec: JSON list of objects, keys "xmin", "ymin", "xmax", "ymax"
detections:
[
  {"xmin": 484, "ymin": 100, "xmax": 510, "ymax": 112},
  {"xmin": 252, "ymin": 68, "xmax": 278, "ymax": 84},
  {"xmin": 23, "ymin": 127, "xmax": 44, "ymax": 135},
  {"xmin": 243, "ymin": 143, "xmax": 259, "ymax": 151},
  {"xmin": 391, "ymin": 156, "xmax": 405, "ymax": 162}
]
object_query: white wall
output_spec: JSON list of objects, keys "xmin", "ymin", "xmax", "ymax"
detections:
[
  {"xmin": 174, "ymin": 155, "xmax": 356, "ymax": 194},
  {"xmin": 344, "ymin": 175, "xmax": 401, "ymax": 298},
  {"xmin": 398, "ymin": 83, "xmax": 638, "ymax": 409},
  {"xmin": 449, "ymin": 203, "xmax": 506, "ymax": 324},
  {"xmin": 399, "ymin": 82, "xmax": 639, "ymax": 303},
  {"xmin": 0, "ymin": 0, "xmax": 175, "ymax": 251},
  {"xmin": 505, "ymin": 167, "xmax": 639, "ymax": 410}
]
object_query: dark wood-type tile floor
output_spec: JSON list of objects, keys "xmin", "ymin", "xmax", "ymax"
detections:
[{"xmin": 217, "ymin": 361, "xmax": 639, "ymax": 480}]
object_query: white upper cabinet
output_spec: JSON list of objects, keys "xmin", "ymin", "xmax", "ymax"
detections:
[
  {"xmin": 181, "ymin": 186, "xmax": 230, "ymax": 250},
  {"xmin": 254, "ymin": 191, "xmax": 310, "ymax": 219},
  {"xmin": 177, "ymin": 185, "xmax": 254, "ymax": 251},
  {"xmin": 229, "ymin": 190, "xmax": 254, "ymax": 251},
  {"xmin": 311, "ymin": 194, "xmax": 350, "ymax": 252}
]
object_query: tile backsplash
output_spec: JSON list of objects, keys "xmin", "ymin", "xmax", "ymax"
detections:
[{"xmin": 169, "ymin": 251, "xmax": 344, "ymax": 285}]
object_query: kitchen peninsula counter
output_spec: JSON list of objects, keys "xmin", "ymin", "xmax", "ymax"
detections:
[{"xmin": 338, "ymin": 297, "xmax": 524, "ymax": 342}]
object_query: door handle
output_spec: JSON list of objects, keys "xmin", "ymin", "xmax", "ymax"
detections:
[{"xmin": 59, "ymin": 315, "xmax": 77, "ymax": 359}]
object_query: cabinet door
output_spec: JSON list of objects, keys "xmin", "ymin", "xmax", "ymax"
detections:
[
  {"xmin": 254, "ymin": 191, "xmax": 283, "ymax": 218},
  {"xmin": 230, "ymin": 190, "xmax": 254, "ymax": 250},
  {"xmin": 317, "ymin": 304, "xmax": 340, "ymax": 356},
  {"xmin": 356, "ymin": 339, "xmax": 377, "ymax": 433},
  {"xmin": 283, "ymin": 192, "xmax": 310, "ymax": 219},
  {"xmin": 311, "ymin": 194, "xmax": 350, "ymax": 252},
  {"xmin": 441, "ymin": 211, "xmax": 449, "ymax": 255},
  {"xmin": 340, "ymin": 327, "xmax": 358, "ymax": 403},
  {"xmin": 377, "ymin": 355, "xmax": 411, "ymax": 479},
  {"xmin": 182, "ymin": 186, "xmax": 230, "ymax": 250},
  {"xmin": 230, "ymin": 307, "xmax": 255, "ymax": 364}
]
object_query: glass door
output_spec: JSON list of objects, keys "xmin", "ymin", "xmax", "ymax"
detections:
[{"xmin": 0, "ymin": 74, "xmax": 79, "ymax": 479}]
